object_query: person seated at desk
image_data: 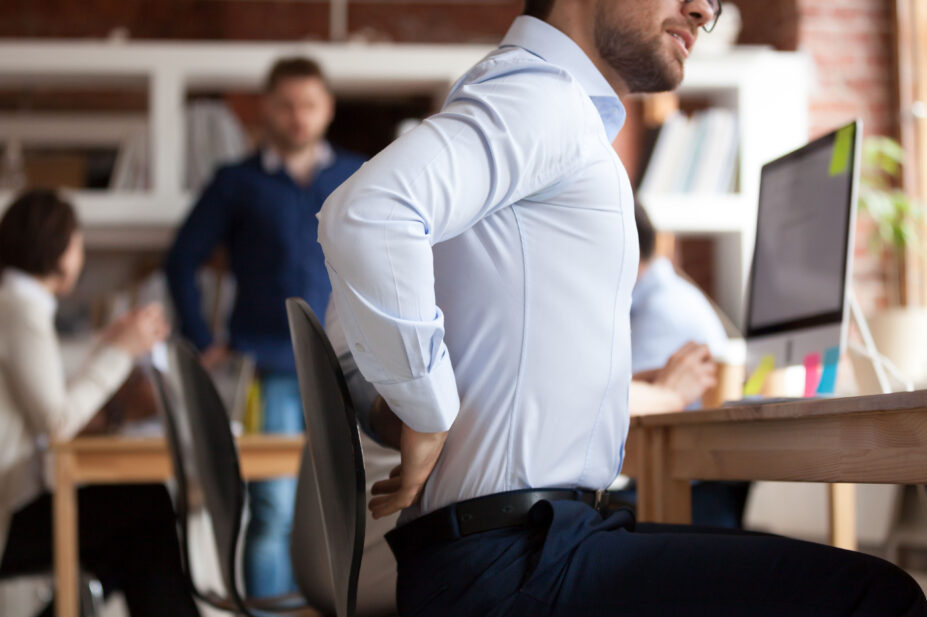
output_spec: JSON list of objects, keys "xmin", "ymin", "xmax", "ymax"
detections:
[
  {"xmin": 629, "ymin": 341, "xmax": 717, "ymax": 414},
  {"xmin": 0, "ymin": 190, "xmax": 199, "ymax": 617},
  {"xmin": 630, "ymin": 202, "xmax": 728, "ymax": 394},
  {"xmin": 165, "ymin": 56, "xmax": 365, "ymax": 597},
  {"xmin": 623, "ymin": 202, "xmax": 749, "ymax": 528}
]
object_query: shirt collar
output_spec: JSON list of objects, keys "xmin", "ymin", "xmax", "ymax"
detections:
[
  {"xmin": 500, "ymin": 16, "xmax": 626, "ymax": 141},
  {"xmin": 3, "ymin": 268, "xmax": 57, "ymax": 315},
  {"xmin": 261, "ymin": 140, "xmax": 335, "ymax": 175}
]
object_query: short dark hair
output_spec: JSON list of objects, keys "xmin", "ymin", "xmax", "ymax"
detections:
[
  {"xmin": 523, "ymin": 0, "xmax": 556, "ymax": 20},
  {"xmin": 264, "ymin": 56, "xmax": 329, "ymax": 93},
  {"xmin": 0, "ymin": 189, "xmax": 78, "ymax": 277},
  {"xmin": 635, "ymin": 201, "xmax": 656, "ymax": 261}
]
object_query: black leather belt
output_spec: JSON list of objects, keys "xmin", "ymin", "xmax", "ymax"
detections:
[{"xmin": 385, "ymin": 488, "xmax": 619, "ymax": 562}]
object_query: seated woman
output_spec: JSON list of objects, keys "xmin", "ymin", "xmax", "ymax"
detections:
[{"xmin": 0, "ymin": 189, "xmax": 199, "ymax": 617}]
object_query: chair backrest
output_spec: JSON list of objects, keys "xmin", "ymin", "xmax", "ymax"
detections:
[
  {"xmin": 168, "ymin": 339, "xmax": 247, "ymax": 609},
  {"xmin": 149, "ymin": 365, "xmax": 197, "ymax": 590},
  {"xmin": 286, "ymin": 298, "xmax": 366, "ymax": 617},
  {"xmin": 207, "ymin": 351, "xmax": 256, "ymax": 427}
]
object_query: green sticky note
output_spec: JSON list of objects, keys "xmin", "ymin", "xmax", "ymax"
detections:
[
  {"xmin": 829, "ymin": 125, "xmax": 854, "ymax": 177},
  {"xmin": 743, "ymin": 354, "xmax": 775, "ymax": 396}
]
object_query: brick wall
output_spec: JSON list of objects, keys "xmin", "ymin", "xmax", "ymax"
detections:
[
  {"xmin": 0, "ymin": 0, "xmax": 519, "ymax": 42},
  {"xmin": 799, "ymin": 0, "xmax": 897, "ymax": 137},
  {"xmin": 737, "ymin": 1, "xmax": 800, "ymax": 50},
  {"xmin": 797, "ymin": 0, "xmax": 899, "ymax": 312}
]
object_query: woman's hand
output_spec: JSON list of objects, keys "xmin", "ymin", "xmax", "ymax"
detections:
[
  {"xmin": 104, "ymin": 304, "xmax": 170, "ymax": 358},
  {"xmin": 201, "ymin": 344, "xmax": 230, "ymax": 370}
]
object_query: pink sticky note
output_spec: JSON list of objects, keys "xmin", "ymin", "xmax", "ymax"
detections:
[{"xmin": 804, "ymin": 352, "xmax": 822, "ymax": 398}]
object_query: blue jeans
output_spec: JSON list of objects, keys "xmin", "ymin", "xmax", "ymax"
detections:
[{"xmin": 243, "ymin": 373, "xmax": 304, "ymax": 597}]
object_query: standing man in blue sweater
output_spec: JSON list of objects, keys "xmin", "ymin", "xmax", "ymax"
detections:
[{"xmin": 165, "ymin": 57, "xmax": 364, "ymax": 597}]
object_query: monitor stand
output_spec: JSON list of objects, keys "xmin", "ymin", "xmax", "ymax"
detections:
[{"xmin": 848, "ymin": 293, "xmax": 913, "ymax": 394}]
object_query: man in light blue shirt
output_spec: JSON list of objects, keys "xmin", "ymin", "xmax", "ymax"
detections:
[
  {"xmin": 317, "ymin": 0, "xmax": 926, "ymax": 614},
  {"xmin": 630, "ymin": 202, "xmax": 728, "ymax": 386}
]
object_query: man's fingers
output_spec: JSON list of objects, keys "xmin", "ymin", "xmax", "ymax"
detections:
[
  {"xmin": 369, "ymin": 495, "xmax": 399, "ymax": 519},
  {"xmin": 371, "ymin": 476, "xmax": 403, "ymax": 495},
  {"xmin": 388, "ymin": 464, "xmax": 402, "ymax": 479},
  {"xmin": 369, "ymin": 492, "xmax": 416, "ymax": 519},
  {"xmin": 695, "ymin": 344, "xmax": 713, "ymax": 362}
]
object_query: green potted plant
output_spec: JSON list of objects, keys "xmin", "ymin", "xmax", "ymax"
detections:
[{"xmin": 856, "ymin": 136, "xmax": 927, "ymax": 389}]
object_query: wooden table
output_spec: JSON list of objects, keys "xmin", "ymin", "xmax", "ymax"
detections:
[
  {"xmin": 52, "ymin": 434, "xmax": 305, "ymax": 617},
  {"xmin": 622, "ymin": 390, "xmax": 927, "ymax": 551}
]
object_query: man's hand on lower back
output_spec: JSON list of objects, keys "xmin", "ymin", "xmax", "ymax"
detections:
[
  {"xmin": 369, "ymin": 424, "xmax": 447, "ymax": 519},
  {"xmin": 369, "ymin": 396, "xmax": 403, "ymax": 450}
]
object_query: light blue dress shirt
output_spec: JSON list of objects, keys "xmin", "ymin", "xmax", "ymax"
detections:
[
  {"xmin": 630, "ymin": 257, "xmax": 729, "ymax": 375},
  {"xmin": 318, "ymin": 15, "xmax": 638, "ymax": 515}
]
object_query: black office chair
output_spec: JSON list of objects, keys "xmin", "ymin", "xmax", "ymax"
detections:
[
  {"xmin": 151, "ymin": 340, "xmax": 311, "ymax": 617},
  {"xmin": 285, "ymin": 298, "xmax": 366, "ymax": 617},
  {"xmin": 149, "ymin": 365, "xmax": 216, "ymax": 606}
]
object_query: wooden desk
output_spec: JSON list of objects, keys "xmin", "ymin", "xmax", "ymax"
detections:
[
  {"xmin": 624, "ymin": 391, "xmax": 927, "ymax": 551},
  {"xmin": 52, "ymin": 434, "xmax": 304, "ymax": 617}
]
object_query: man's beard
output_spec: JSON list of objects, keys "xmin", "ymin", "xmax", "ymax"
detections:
[
  {"xmin": 594, "ymin": 7, "xmax": 682, "ymax": 94},
  {"xmin": 266, "ymin": 126, "xmax": 315, "ymax": 154}
]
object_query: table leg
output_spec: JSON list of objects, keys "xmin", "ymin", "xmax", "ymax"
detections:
[
  {"xmin": 637, "ymin": 427, "xmax": 691, "ymax": 524},
  {"xmin": 54, "ymin": 451, "xmax": 79, "ymax": 617},
  {"xmin": 828, "ymin": 483, "xmax": 857, "ymax": 551}
]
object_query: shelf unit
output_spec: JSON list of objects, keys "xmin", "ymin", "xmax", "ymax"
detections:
[
  {"xmin": 638, "ymin": 47, "xmax": 811, "ymax": 327},
  {"xmin": 0, "ymin": 41, "xmax": 810, "ymax": 323},
  {"xmin": 0, "ymin": 38, "xmax": 495, "ymax": 248}
]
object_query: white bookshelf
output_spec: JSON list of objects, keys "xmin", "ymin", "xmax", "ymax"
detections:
[
  {"xmin": 0, "ymin": 41, "xmax": 810, "ymax": 322},
  {"xmin": 0, "ymin": 38, "xmax": 496, "ymax": 248},
  {"xmin": 639, "ymin": 47, "xmax": 811, "ymax": 327}
]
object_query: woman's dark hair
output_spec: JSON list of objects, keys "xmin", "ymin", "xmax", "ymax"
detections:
[
  {"xmin": 0, "ymin": 189, "xmax": 78, "ymax": 277},
  {"xmin": 635, "ymin": 201, "xmax": 656, "ymax": 262}
]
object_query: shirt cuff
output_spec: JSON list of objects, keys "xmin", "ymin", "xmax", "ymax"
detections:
[{"xmin": 374, "ymin": 349, "xmax": 460, "ymax": 433}]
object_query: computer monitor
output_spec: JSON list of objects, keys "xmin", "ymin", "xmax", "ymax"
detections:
[{"xmin": 744, "ymin": 120, "xmax": 862, "ymax": 368}]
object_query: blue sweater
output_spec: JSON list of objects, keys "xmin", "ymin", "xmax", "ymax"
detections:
[{"xmin": 165, "ymin": 149, "xmax": 365, "ymax": 373}]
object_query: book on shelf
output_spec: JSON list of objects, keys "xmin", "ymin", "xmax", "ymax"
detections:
[
  {"xmin": 638, "ymin": 109, "xmax": 739, "ymax": 196},
  {"xmin": 109, "ymin": 99, "xmax": 247, "ymax": 193}
]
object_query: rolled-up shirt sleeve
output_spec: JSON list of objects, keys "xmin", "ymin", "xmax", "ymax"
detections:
[
  {"xmin": 324, "ymin": 298, "xmax": 382, "ymax": 441},
  {"xmin": 318, "ymin": 56, "xmax": 586, "ymax": 433}
]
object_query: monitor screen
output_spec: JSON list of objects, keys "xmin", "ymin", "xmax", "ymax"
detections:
[{"xmin": 746, "ymin": 122, "xmax": 858, "ymax": 338}]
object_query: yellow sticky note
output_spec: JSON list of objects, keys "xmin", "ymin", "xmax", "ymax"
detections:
[
  {"xmin": 743, "ymin": 354, "xmax": 775, "ymax": 396},
  {"xmin": 243, "ymin": 379, "xmax": 263, "ymax": 434},
  {"xmin": 829, "ymin": 124, "xmax": 854, "ymax": 177}
]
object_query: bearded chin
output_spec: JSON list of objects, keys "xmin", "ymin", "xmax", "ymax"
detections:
[
  {"xmin": 269, "ymin": 129, "xmax": 314, "ymax": 154},
  {"xmin": 594, "ymin": 20, "xmax": 681, "ymax": 94}
]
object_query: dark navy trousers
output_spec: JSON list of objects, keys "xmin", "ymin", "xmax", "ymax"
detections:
[{"xmin": 393, "ymin": 500, "xmax": 927, "ymax": 617}]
